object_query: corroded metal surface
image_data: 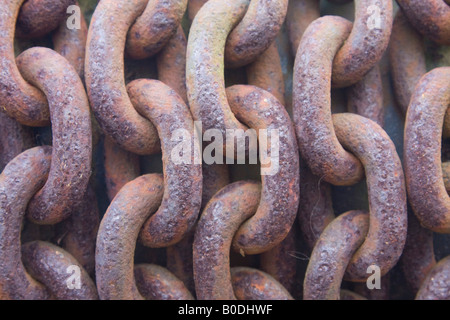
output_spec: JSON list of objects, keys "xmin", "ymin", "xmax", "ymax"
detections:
[
  {"xmin": 17, "ymin": 47, "xmax": 92, "ymax": 225},
  {"xmin": 193, "ymin": 181, "xmax": 261, "ymax": 300},
  {"xmin": 304, "ymin": 210, "xmax": 369, "ymax": 300},
  {"xmin": 231, "ymin": 267, "xmax": 293, "ymax": 300},
  {"xmin": 0, "ymin": 147, "xmax": 52, "ymax": 300},
  {"xmin": 127, "ymin": 79, "xmax": 202, "ymax": 248},
  {"xmin": 126, "ymin": 0, "xmax": 187, "ymax": 60},
  {"xmin": 416, "ymin": 256, "xmax": 450, "ymax": 300},
  {"xmin": 134, "ymin": 264, "xmax": 194, "ymax": 300},
  {"xmin": 397, "ymin": 0, "xmax": 450, "ymax": 45},
  {"xmin": 404, "ymin": 67, "xmax": 450, "ymax": 233},
  {"xmin": 331, "ymin": 0, "xmax": 393, "ymax": 88},
  {"xmin": 227, "ymin": 85, "xmax": 300, "ymax": 255},
  {"xmin": 96, "ymin": 174, "xmax": 164, "ymax": 300},
  {"xmin": 21, "ymin": 240, "xmax": 98, "ymax": 300},
  {"xmin": 293, "ymin": 16, "xmax": 364, "ymax": 186},
  {"xmin": 85, "ymin": 0, "xmax": 160, "ymax": 155},
  {"xmin": 225, "ymin": 0, "xmax": 288, "ymax": 68},
  {"xmin": 333, "ymin": 113, "xmax": 407, "ymax": 281}
]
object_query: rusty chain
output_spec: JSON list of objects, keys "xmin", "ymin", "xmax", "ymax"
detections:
[{"xmin": 0, "ymin": 0, "xmax": 449, "ymax": 301}]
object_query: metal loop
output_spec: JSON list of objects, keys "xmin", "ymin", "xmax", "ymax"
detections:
[
  {"xmin": 231, "ymin": 267, "xmax": 294, "ymax": 300},
  {"xmin": 331, "ymin": 0, "xmax": 393, "ymax": 88},
  {"xmin": 346, "ymin": 65, "xmax": 384, "ymax": 127},
  {"xmin": 389, "ymin": 10, "xmax": 427, "ymax": 115},
  {"xmin": 15, "ymin": 0, "xmax": 74, "ymax": 39},
  {"xmin": 134, "ymin": 264, "xmax": 194, "ymax": 300},
  {"xmin": 193, "ymin": 181, "xmax": 262, "ymax": 300},
  {"xmin": 246, "ymin": 43, "xmax": 286, "ymax": 106},
  {"xmin": 286, "ymin": 0, "xmax": 320, "ymax": 57},
  {"xmin": 226, "ymin": 85, "xmax": 300, "ymax": 255},
  {"xmin": 0, "ymin": 0, "xmax": 49, "ymax": 126},
  {"xmin": 127, "ymin": 79, "xmax": 202, "ymax": 248},
  {"xmin": 55, "ymin": 185, "xmax": 99, "ymax": 276},
  {"xmin": 416, "ymin": 256, "xmax": 450, "ymax": 300},
  {"xmin": 85, "ymin": 0, "xmax": 160, "ymax": 155},
  {"xmin": 401, "ymin": 213, "xmax": 436, "ymax": 294},
  {"xmin": 0, "ymin": 111, "xmax": 34, "ymax": 172},
  {"xmin": 0, "ymin": 146, "xmax": 52, "ymax": 299},
  {"xmin": 259, "ymin": 229, "xmax": 297, "ymax": 295},
  {"xmin": 225, "ymin": 0, "xmax": 288, "ymax": 68},
  {"xmin": 16, "ymin": 47, "xmax": 92, "ymax": 225},
  {"xmin": 21, "ymin": 240, "xmax": 98, "ymax": 300},
  {"xmin": 404, "ymin": 67, "xmax": 450, "ymax": 233},
  {"xmin": 397, "ymin": 0, "xmax": 450, "ymax": 46},
  {"xmin": 293, "ymin": 16, "xmax": 364, "ymax": 186},
  {"xmin": 186, "ymin": 0, "xmax": 250, "ymax": 145},
  {"xmin": 297, "ymin": 161, "xmax": 335, "ymax": 251},
  {"xmin": 0, "ymin": 0, "xmax": 87, "ymax": 126},
  {"xmin": 96, "ymin": 173, "xmax": 191, "ymax": 300},
  {"xmin": 104, "ymin": 137, "xmax": 141, "ymax": 202},
  {"xmin": 125, "ymin": 0, "xmax": 187, "ymax": 60},
  {"xmin": 52, "ymin": 0, "xmax": 88, "ymax": 79},
  {"xmin": 304, "ymin": 210, "xmax": 369, "ymax": 300},
  {"xmin": 333, "ymin": 113, "xmax": 407, "ymax": 281},
  {"xmin": 0, "ymin": 147, "xmax": 99, "ymax": 299}
]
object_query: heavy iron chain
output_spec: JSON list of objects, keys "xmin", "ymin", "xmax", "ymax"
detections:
[{"xmin": 0, "ymin": 0, "xmax": 449, "ymax": 300}]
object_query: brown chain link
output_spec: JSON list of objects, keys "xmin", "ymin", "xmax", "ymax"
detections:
[{"xmin": 0, "ymin": 0, "xmax": 449, "ymax": 301}]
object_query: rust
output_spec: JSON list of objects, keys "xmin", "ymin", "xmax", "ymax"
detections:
[
  {"xmin": 304, "ymin": 210, "xmax": 369, "ymax": 300},
  {"xmin": 125, "ymin": 0, "xmax": 187, "ymax": 60},
  {"xmin": 52, "ymin": 1, "xmax": 88, "ymax": 79},
  {"xmin": 226, "ymin": 85, "xmax": 300, "ymax": 255},
  {"xmin": 297, "ymin": 159, "xmax": 335, "ymax": 250},
  {"xmin": 127, "ymin": 79, "xmax": 202, "ymax": 248},
  {"xmin": 293, "ymin": 16, "xmax": 364, "ymax": 186},
  {"xmin": 246, "ymin": 43, "xmax": 286, "ymax": 106},
  {"xmin": 389, "ymin": 10, "xmax": 427, "ymax": 115},
  {"xmin": 231, "ymin": 267, "xmax": 293, "ymax": 300},
  {"xmin": 16, "ymin": 47, "xmax": 92, "ymax": 225},
  {"xmin": 404, "ymin": 67, "xmax": 450, "ymax": 233},
  {"xmin": 21, "ymin": 240, "xmax": 98, "ymax": 300},
  {"xmin": 401, "ymin": 213, "xmax": 436, "ymax": 294},
  {"xmin": 156, "ymin": 26, "xmax": 188, "ymax": 103},
  {"xmin": 397, "ymin": 0, "xmax": 450, "ymax": 45},
  {"xmin": 0, "ymin": 0, "xmax": 50, "ymax": 126},
  {"xmin": 193, "ymin": 181, "xmax": 261, "ymax": 300},
  {"xmin": 346, "ymin": 65, "xmax": 384, "ymax": 127},
  {"xmin": 85, "ymin": 0, "xmax": 160, "ymax": 155},
  {"xmin": 104, "ymin": 137, "xmax": 140, "ymax": 201},
  {"xmin": 332, "ymin": 0, "xmax": 393, "ymax": 88},
  {"xmin": 0, "ymin": 111, "xmax": 34, "ymax": 171},
  {"xmin": 0, "ymin": 146, "xmax": 52, "ymax": 300},
  {"xmin": 286, "ymin": 0, "xmax": 320, "ymax": 57},
  {"xmin": 416, "ymin": 256, "xmax": 450, "ymax": 300},
  {"xmin": 166, "ymin": 228, "xmax": 196, "ymax": 296},
  {"xmin": 96, "ymin": 174, "xmax": 164, "ymax": 300},
  {"xmin": 134, "ymin": 264, "xmax": 194, "ymax": 300},
  {"xmin": 55, "ymin": 186, "xmax": 100, "ymax": 276},
  {"xmin": 225, "ymin": 0, "xmax": 288, "ymax": 68},
  {"xmin": 333, "ymin": 113, "xmax": 407, "ymax": 281},
  {"xmin": 201, "ymin": 163, "xmax": 230, "ymax": 208},
  {"xmin": 16, "ymin": 0, "xmax": 75, "ymax": 39},
  {"xmin": 260, "ymin": 228, "xmax": 297, "ymax": 294},
  {"xmin": 186, "ymin": 0, "xmax": 249, "ymax": 148}
]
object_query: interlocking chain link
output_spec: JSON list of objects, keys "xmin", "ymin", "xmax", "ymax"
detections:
[{"xmin": 0, "ymin": 0, "xmax": 449, "ymax": 301}]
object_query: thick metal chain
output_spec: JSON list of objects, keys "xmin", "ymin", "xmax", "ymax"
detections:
[{"xmin": 0, "ymin": 0, "xmax": 449, "ymax": 301}]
